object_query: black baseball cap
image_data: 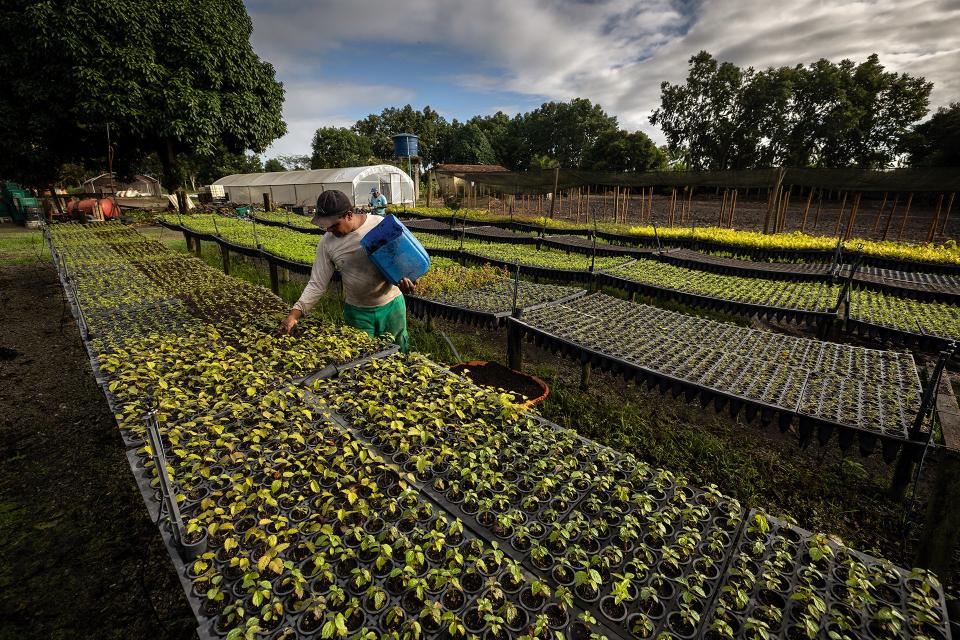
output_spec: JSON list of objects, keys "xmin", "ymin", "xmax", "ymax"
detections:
[{"xmin": 311, "ymin": 190, "xmax": 353, "ymax": 227}]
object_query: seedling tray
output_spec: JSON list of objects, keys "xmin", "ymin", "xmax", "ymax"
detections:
[
  {"xmin": 596, "ymin": 271, "xmax": 837, "ymax": 328},
  {"xmin": 701, "ymin": 509, "xmax": 953, "ymax": 640},
  {"xmin": 251, "ymin": 213, "xmax": 324, "ymax": 234},
  {"xmin": 510, "ymin": 295, "xmax": 924, "ymax": 460}
]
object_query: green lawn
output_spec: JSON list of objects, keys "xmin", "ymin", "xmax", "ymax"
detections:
[{"xmin": 0, "ymin": 226, "xmax": 46, "ymax": 266}]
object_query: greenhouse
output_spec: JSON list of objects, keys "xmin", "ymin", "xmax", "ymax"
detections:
[{"xmin": 212, "ymin": 164, "xmax": 416, "ymax": 208}]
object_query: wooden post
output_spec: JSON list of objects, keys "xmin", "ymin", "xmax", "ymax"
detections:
[
  {"xmin": 668, "ymin": 188, "xmax": 677, "ymax": 226},
  {"xmin": 268, "ymin": 260, "xmax": 280, "ymax": 295},
  {"xmin": 940, "ymin": 192, "xmax": 955, "ymax": 237},
  {"xmin": 812, "ymin": 191, "xmax": 824, "ymax": 230},
  {"xmin": 897, "ymin": 193, "xmax": 914, "ymax": 241},
  {"xmin": 623, "ymin": 189, "xmax": 630, "ymax": 224},
  {"xmin": 220, "ymin": 244, "xmax": 231, "ymax": 275},
  {"xmin": 832, "ymin": 191, "xmax": 849, "ymax": 237},
  {"xmin": 507, "ymin": 322, "xmax": 523, "ymax": 371},
  {"xmin": 580, "ymin": 361, "xmax": 593, "ymax": 390},
  {"xmin": 585, "ymin": 187, "xmax": 591, "ymax": 223},
  {"xmin": 718, "ymin": 190, "xmax": 728, "ymax": 227},
  {"xmin": 684, "ymin": 186, "xmax": 693, "ymax": 226},
  {"xmin": 780, "ymin": 187, "xmax": 793, "ymax": 233},
  {"xmin": 871, "ymin": 192, "xmax": 889, "ymax": 234},
  {"xmin": 763, "ymin": 170, "xmax": 785, "ymax": 234},
  {"xmin": 926, "ymin": 193, "xmax": 945, "ymax": 244},
  {"xmin": 881, "ymin": 194, "xmax": 900, "ymax": 241},
  {"xmin": 799, "ymin": 188, "xmax": 815, "ymax": 233},
  {"xmin": 648, "ymin": 188, "xmax": 654, "ymax": 223},
  {"xmin": 548, "ymin": 167, "xmax": 559, "ymax": 219},
  {"xmin": 263, "ymin": 192, "xmax": 273, "ymax": 213},
  {"xmin": 843, "ymin": 192, "xmax": 862, "ymax": 241},
  {"xmin": 728, "ymin": 189, "xmax": 738, "ymax": 227},
  {"xmin": 613, "ymin": 186, "xmax": 620, "ymax": 223}
]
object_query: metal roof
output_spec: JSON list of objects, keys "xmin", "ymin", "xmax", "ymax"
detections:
[{"xmin": 212, "ymin": 164, "xmax": 413, "ymax": 187}]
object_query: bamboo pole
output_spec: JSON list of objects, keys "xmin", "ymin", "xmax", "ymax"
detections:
[
  {"xmin": 832, "ymin": 191, "xmax": 849, "ymax": 237},
  {"xmin": 897, "ymin": 193, "xmax": 914, "ymax": 241},
  {"xmin": 668, "ymin": 188, "xmax": 677, "ymax": 226},
  {"xmin": 613, "ymin": 186, "xmax": 620, "ymax": 223},
  {"xmin": 648, "ymin": 189, "xmax": 654, "ymax": 223},
  {"xmin": 939, "ymin": 192, "xmax": 955, "ymax": 237},
  {"xmin": 926, "ymin": 193, "xmax": 945, "ymax": 244},
  {"xmin": 881, "ymin": 194, "xmax": 900, "ymax": 241},
  {"xmin": 871, "ymin": 192, "xmax": 889, "ymax": 234},
  {"xmin": 623, "ymin": 189, "xmax": 630, "ymax": 223},
  {"xmin": 812, "ymin": 191, "xmax": 824, "ymax": 230},
  {"xmin": 778, "ymin": 187, "xmax": 792, "ymax": 233},
  {"xmin": 718, "ymin": 190, "xmax": 728, "ymax": 227},
  {"xmin": 728, "ymin": 189, "xmax": 738, "ymax": 227},
  {"xmin": 585, "ymin": 187, "xmax": 591, "ymax": 223},
  {"xmin": 799, "ymin": 188, "xmax": 815, "ymax": 233},
  {"xmin": 843, "ymin": 192, "xmax": 862, "ymax": 241},
  {"xmin": 685, "ymin": 186, "xmax": 693, "ymax": 226}
]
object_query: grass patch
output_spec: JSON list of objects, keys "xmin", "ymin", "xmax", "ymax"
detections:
[{"xmin": 0, "ymin": 227, "xmax": 47, "ymax": 266}]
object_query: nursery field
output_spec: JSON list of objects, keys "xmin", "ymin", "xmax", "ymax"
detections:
[{"xmin": 2, "ymin": 219, "xmax": 957, "ymax": 640}]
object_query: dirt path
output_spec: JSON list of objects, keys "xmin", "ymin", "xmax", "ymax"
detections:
[{"xmin": 0, "ymin": 261, "xmax": 196, "ymax": 640}]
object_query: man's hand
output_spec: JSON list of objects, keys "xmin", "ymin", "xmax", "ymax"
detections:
[
  {"xmin": 277, "ymin": 309, "xmax": 302, "ymax": 335},
  {"xmin": 398, "ymin": 277, "xmax": 416, "ymax": 294}
]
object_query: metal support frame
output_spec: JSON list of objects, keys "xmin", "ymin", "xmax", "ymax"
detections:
[
  {"xmin": 832, "ymin": 249, "xmax": 864, "ymax": 315},
  {"xmin": 910, "ymin": 345, "xmax": 955, "ymax": 440},
  {"xmin": 144, "ymin": 411, "xmax": 185, "ymax": 546}
]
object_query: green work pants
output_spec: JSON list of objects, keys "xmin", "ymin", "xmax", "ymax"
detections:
[{"xmin": 343, "ymin": 294, "xmax": 410, "ymax": 353}]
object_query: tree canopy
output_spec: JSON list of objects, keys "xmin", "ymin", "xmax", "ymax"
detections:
[
  {"xmin": 651, "ymin": 51, "xmax": 932, "ymax": 171},
  {"xmin": 0, "ymin": 0, "xmax": 286, "ymax": 189},
  {"xmin": 906, "ymin": 102, "xmax": 960, "ymax": 167},
  {"xmin": 312, "ymin": 99, "xmax": 662, "ymax": 174}
]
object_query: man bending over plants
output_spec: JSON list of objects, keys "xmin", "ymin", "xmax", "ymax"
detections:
[{"xmin": 277, "ymin": 190, "xmax": 416, "ymax": 351}]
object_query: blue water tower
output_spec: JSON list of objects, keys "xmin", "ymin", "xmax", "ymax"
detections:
[{"xmin": 392, "ymin": 133, "xmax": 419, "ymax": 158}]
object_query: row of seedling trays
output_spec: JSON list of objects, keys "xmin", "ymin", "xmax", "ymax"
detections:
[
  {"xmin": 49, "ymin": 222, "xmax": 952, "ymax": 639},
  {"xmin": 510, "ymin": 292, "xmax": 925, "ymax": 460}
]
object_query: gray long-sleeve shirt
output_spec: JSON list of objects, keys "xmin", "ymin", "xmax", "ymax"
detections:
[{"xmin": 293, "ymin": 214, "xmax": 401, "ymax": 313}]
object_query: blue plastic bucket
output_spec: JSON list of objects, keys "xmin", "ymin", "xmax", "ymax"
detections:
[{"xmin": 361, "ymin": 215, "xmax": 430, "ymax": 284}]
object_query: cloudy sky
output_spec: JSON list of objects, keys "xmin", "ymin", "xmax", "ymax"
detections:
[{"xmin": 245, "ymin": 0, "xmax": 960, "ymax": 158}]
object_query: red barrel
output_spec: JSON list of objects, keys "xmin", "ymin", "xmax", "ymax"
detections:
[{"xmin": 66, "ymin": 198, "xmax": 121, "ymax": 220}]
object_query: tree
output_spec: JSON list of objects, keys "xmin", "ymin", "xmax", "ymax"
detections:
[
  {"xmin": 276, "ymin": 154, "xmax": 311, "ymax": 170},
  {"xmin": 311, "ymin": 127, "xmax": 374, "ymax": 168},
  {"xmin": 0, "ymin": 0, "xmax": 286, "ymax": 190},
  {"xmin": 517, "ymin": 99, "xmax": 619, "ymax": 169},
  {"xmin": 352, "ymin": 105, "xmax": 449, "ymax": 165},
  {"xmin": 264, "ymin": 158, "xmax": 286, "ymax": 172},
  {"xmin": 651, "ymin": 51, "xmax": 931, "ymax": 170},
  {"xmin": 586, "ymin": 130, "xmax": 666, "ymax": 172},
  {"xmin": 438, "ymin": 122, "xmax": 497, "ymax": 164},
  {"xmin": 907, "ymin": 102, "xmax": 960, "ymax": 167}
]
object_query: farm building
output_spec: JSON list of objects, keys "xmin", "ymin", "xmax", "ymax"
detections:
[
  {"xmin": 432, "ymin": 163, "xmax": 508, "ymax": 197},
  {"xmin": 213, "ymin": 165, "xmax": 415, "ymax": 208},
  {"xmin": 81, "ymin": 173, "xmax": 162, "ymax": 197}
]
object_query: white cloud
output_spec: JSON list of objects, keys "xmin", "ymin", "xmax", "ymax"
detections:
[
  {"xmin": 247, "ymin": 0, "xmax": 960, "ymax": 151},
  {"xmin": 263, "ymin": 81, "xmax": 415, "ymax": 157}
]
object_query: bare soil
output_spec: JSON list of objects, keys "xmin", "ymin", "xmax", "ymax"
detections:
[{"xmin": 0, "ymin": 261, "xmax": 196, "ymax": 640}]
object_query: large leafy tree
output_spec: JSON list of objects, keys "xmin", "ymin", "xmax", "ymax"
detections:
[
  {"xmin": 906, "ymin": 103, "xmax": 960, "ymax": 167},
  {"xmin": 352, "ymin": 105, "xmax": 449, "ymax": 165},
  {"xmin": 586, "ymin": 130, "xmax": 667, "ymax": 172},
  {"xmin": 652, "ymin": 51, "xmax": 931, "ymax": 170},
  {"xmin": 311, "ymin": 127, "xmax": 374, "ymax": 168},
  {"xmin": 0, "ymin": 0, "xmax": 286, "ymax": 190},
  {"xmin": 436, "ymin": 122, "xmax": 497, "ymax": 165},
  {"xmin": 516, "ymin": 99, "xmax": 619, "ymax": 169}
]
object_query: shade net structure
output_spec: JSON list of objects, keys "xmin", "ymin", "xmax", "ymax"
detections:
[
  {"xmin": 213, "ymin": 164, "xmax": 415, "ymax": 207},
  {"xmin": 444, "ymin": 167, "xmax": 960, "ymax": 194}
]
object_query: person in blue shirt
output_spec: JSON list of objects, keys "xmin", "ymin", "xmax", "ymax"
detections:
[{"xmin": 369, "ymin": 187, "xmax": 387, "ymax": 215}]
